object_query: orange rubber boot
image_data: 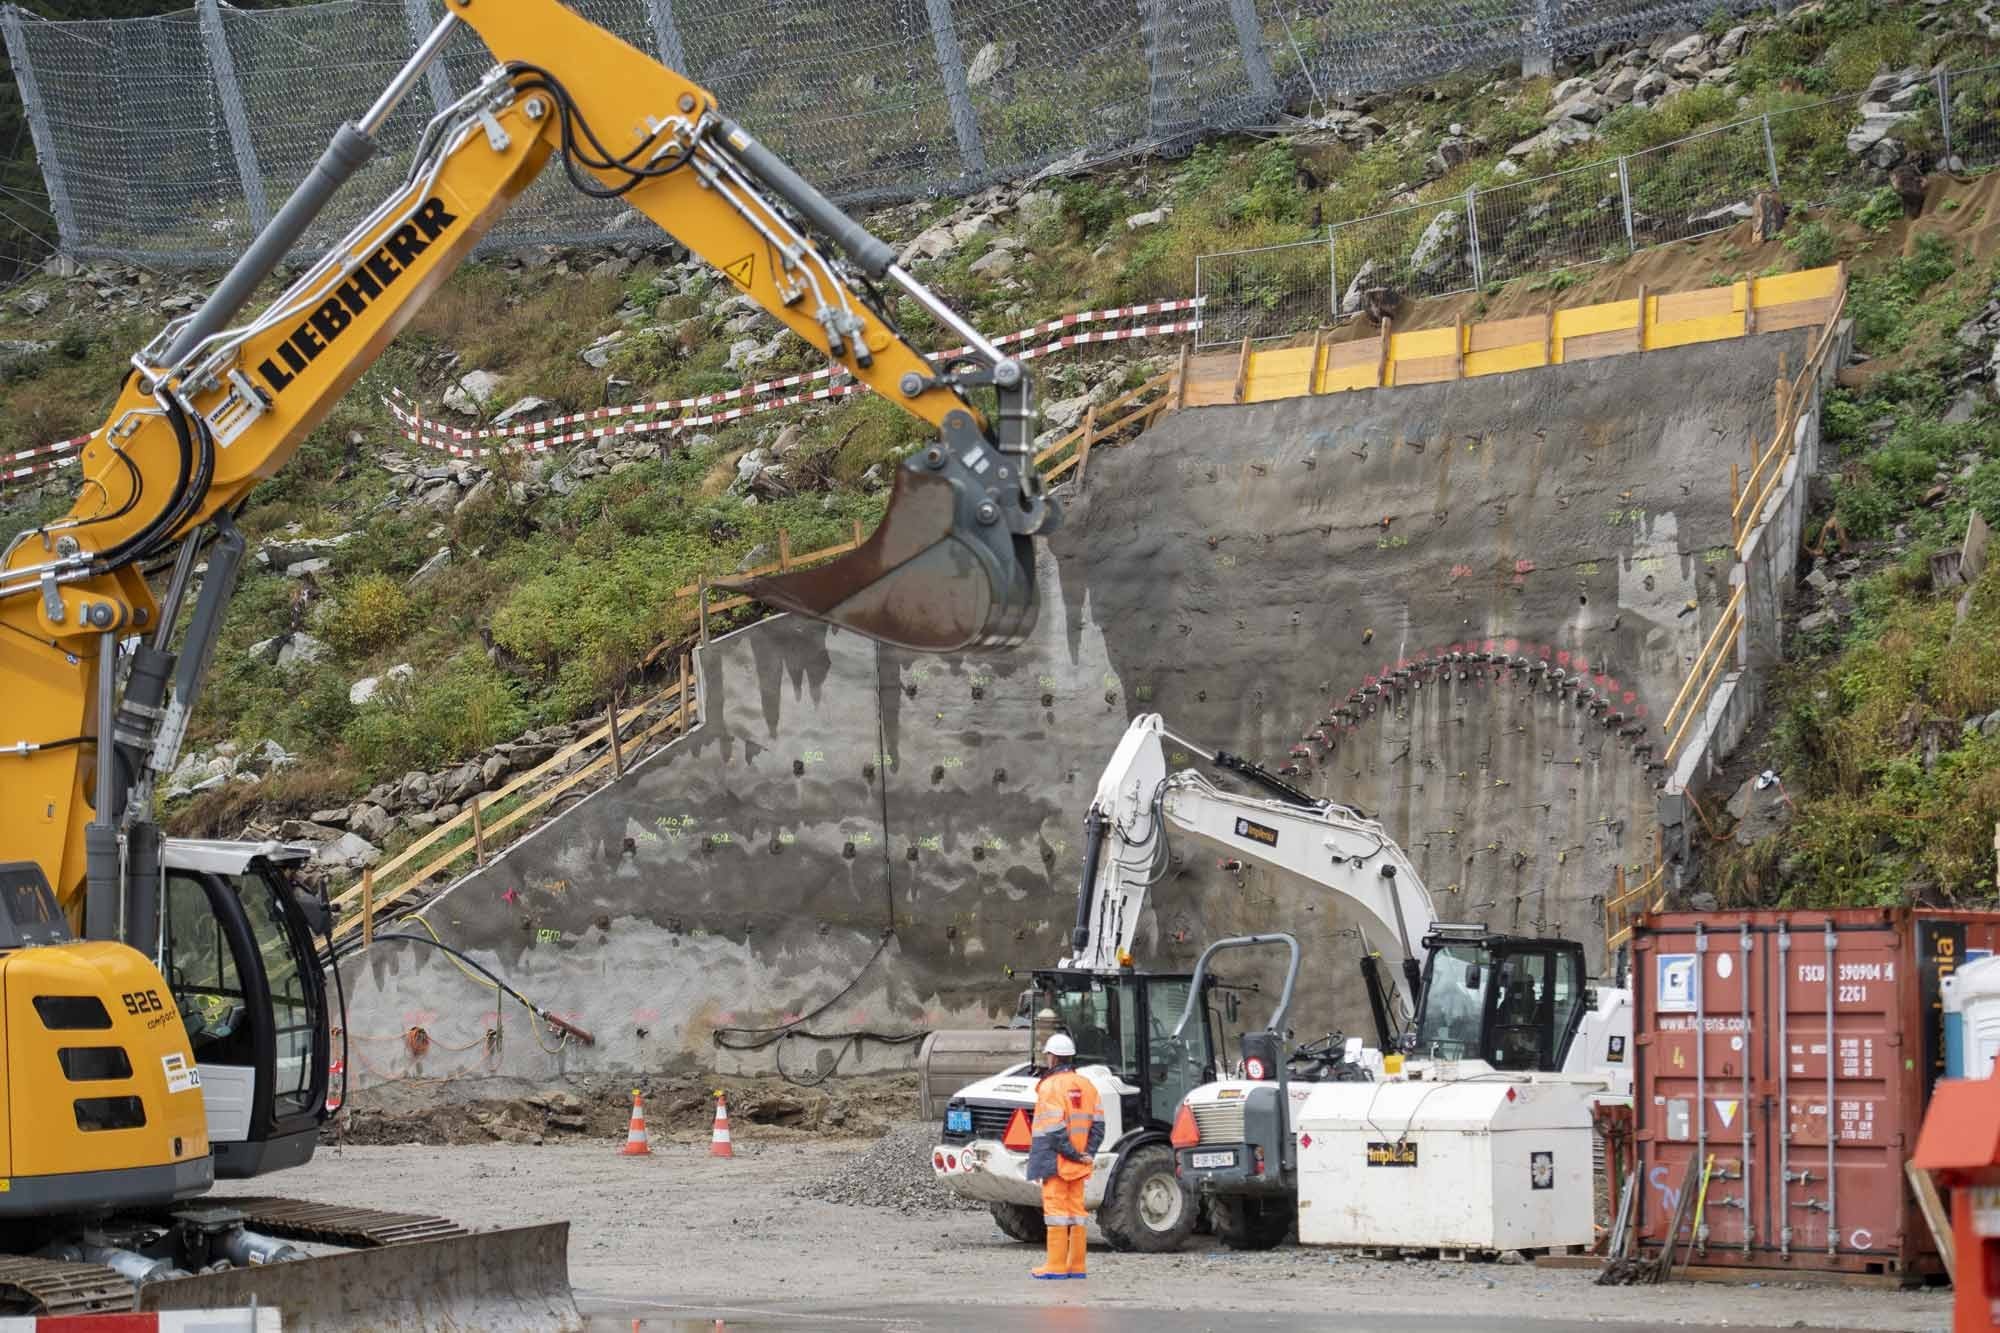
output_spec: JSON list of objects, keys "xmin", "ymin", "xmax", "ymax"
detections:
[
  {"xmin": 1065, "ymin": 1224, "xmax": 1087, "ymax": 1279},
  {"xmin": 1031, "ymin": 1226, "xmax": 1071, "ymax": 1280}
]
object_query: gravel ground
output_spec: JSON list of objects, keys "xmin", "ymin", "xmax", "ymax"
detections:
[
  {"xmin": 230, "ymin": 1135, "xmax": 1953, "ymax": 1330},
  {"xmin": 793, "ymin": 1120, "xmax": 981, "ymax": 1213}
]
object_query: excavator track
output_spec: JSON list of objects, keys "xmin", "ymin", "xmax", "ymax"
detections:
[
  {"xmin": 220, "ymin": 1195, "xmax": 470, "ymax": 1247},
  {"xmin": 0, "ymin": 1255, "xmax": 132, "ymax": 1317}
]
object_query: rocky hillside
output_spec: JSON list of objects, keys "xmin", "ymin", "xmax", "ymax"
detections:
[{"xmin": 0, "ymin": 0, "xmax": 1995, "ymax": 900}]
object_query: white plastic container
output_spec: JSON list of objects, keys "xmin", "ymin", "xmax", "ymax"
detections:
[{"xmin": 1944, "ymin": 953, "xmax": 2000, "ymax": 1079}]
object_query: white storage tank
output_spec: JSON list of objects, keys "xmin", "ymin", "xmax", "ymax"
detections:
[
  {"xmin": 1294, "ymin": 1077, "xmax": 1599, "ymax": 1252},
  {"xmin": 1944, "ymin": 953, "xmax": 2000, "ymax": 1079}
]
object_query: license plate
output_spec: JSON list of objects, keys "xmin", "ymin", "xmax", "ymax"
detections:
[
  {"xmin": 1189, "ymin": 1149, "xmax": 1237, "ymax": 1170},
  {"xmin": 946, "ymin": 1109, "xmax": 971, "ymax": 1134}
]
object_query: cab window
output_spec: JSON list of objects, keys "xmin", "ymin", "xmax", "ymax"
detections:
[{"xmin": 1413, "ymin": 943, "xmax": 1487, "ymax": 1059}]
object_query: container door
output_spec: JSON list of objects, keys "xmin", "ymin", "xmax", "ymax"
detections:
[
  {"xmin": 1640, "ymin": 922, "xmax": 1757, "ymax": 1257},
  {"xmin": 1772, "ymin": 918, "xmax": 1904, "ymax": 1267}
]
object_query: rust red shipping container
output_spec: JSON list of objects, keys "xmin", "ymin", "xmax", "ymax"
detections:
[{"xmin": 1632, "ymin": 907, "xmax": 2000, "ymax": 1280}]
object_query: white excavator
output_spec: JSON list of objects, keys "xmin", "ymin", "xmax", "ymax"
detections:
[
  {"xmin": 931, "ymin": 712, "xmax": 1534, "ymax": 1249},
  {"xmin": 932, "ymin": 713, "xmax": 1632, "ymax": 1253}
]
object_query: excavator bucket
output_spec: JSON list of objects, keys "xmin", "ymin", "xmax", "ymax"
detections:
[
  {"xmin": 139, "ymin": 1223, "xmax": 578, "ymax": 1331},
  {"xmin": 725, "ymin": 465, "xmax": 1040, "ymax": 652}
]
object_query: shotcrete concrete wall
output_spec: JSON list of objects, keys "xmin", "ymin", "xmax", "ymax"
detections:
[{"xmin": 341, "ymin": 331, "xmax": 1809, "ymax": 1085}]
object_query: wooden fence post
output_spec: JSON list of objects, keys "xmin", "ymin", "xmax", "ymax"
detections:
[
  {"xmin": 1543, "ymin": 307, "xmax": 1555, "ymax": 365},
  {"xmin": 1173, "ymin": 344, "xmax": 1190, "ymax": 409},
  {"xmin": 1454, "ymin": 319, "xmax": 1466, "ymax": 379},
  {"xmin": 1233, "ymin": 337, "xmax": 1252, "ymax": 404},
  {"xmin": 1635, "ymin": 284, "xmax": 1648, "ymax": 351},
  {"xmin": 697, "ymin": 576, "xmax": 710, "ymax": 644},
  {"xmin": 1076, "ymin": 404, "xmax": 1096, "ymax": 489},
  {"xmin": 1377, "ymin": 318, "xmax": 1392, "ymax": 387},
  {"xmin": 679, "ymin": 653, "xmax": 692, "ymax": 735},
  {"xmin": 778, "ymin": 529, "xmax": 792, "ymax": 571},
  {"xmin": 608, "ymin": 694, "xmax": 626, "ymax": 779},
  {"xmin": 1310, "ymin": 327, "xmax": 1327, "ymax": 394},
  {"xmin": 361, "ymin": 868, "xmax": 375, "ymax": 947},
  {"xmin": 1729, "ymin": 462, "xmax": 1741, "ymax": 545},
  {"xmin": 471, "ymin": 799, "xmax": 486, "ymax": 865},
  {"xmin": 851, "ymin": 519, "xmax": 864, "ymax": 549}
]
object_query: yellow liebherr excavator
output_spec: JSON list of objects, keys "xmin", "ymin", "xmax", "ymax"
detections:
[{"xmin": 0, "ymin": 0, "xmax": 1052, "ymax": 1319}]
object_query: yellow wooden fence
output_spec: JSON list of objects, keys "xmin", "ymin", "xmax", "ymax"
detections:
[{"xmin": 1179, "ymin": 265, "xmax": 1845, "ymax": 408}]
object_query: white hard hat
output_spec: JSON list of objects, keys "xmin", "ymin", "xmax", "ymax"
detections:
[{"xmin": 1044, "ymin": 1032, "xmax": 1076, "ymax": 1059}]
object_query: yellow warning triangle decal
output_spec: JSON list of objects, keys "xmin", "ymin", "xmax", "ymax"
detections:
[{"xmin": 723, "ymin": 254, "xmax": 755, "ymax": 288}]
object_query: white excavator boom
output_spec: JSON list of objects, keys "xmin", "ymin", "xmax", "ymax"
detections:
[{"xmin": 1061, "ymin": 715, "xmax": 1439, "ymax": 1008}]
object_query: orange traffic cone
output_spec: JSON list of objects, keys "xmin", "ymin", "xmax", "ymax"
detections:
[
  {"xmin": 709, "ymin": 1089, "xmax": 734, "ymax": 1158},
  {"xmin": 619, "ymin": 1088, "xmax": 651, "ymax": 1157}
]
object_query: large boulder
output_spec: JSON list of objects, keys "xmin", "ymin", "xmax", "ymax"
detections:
[
  {"xmin": 441, "ymin": 369, "xmax": 502, "ymax": 416},
  {"xmin": 1408, "ymin": 210, "xmax": 1463, "ymax": 281},
  {"xmin": 275, "ymin": 633, "xmax": 327, "ymax": 672},
  {"xmin": 442, "ymin": 762, "xmax": 486, "ymax": 805},
  {"xmin": 408, "ymin": 547, "xmax": 452, "ymax": 588},
  {"xmin": 966, "ymin": 40, "xmax": 1016, "ymax": 87},
  {"xmin": 349, "ymin": 663, "xmax": 413, "ymax": 706},
  {"xmin": 312, "ymin": 832, "xmax": 381, "ymax": 870},
  {"xmin": 349, "ymin": 803, "xmax": 396, "ymax": 842}
]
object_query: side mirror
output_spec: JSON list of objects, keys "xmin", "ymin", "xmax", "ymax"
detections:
[
  {"xmin": 1224, "ymin": 992, "xmax": 1241, "ymax": 1023},
  {"xmin": 291, "ymin": 888, "xmax": 332, "ymax": 938}
]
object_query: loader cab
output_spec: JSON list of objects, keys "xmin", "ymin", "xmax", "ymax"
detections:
[
  {"xmin": 1409, "ymin": 927, "xmax": 1589, "ymax": 1073},
  {"xmin": 159, "ymin": 840, "xmax": 328, "ymax": 1178},
  {"xmin": 1029, "ymin": 969, "xmax": 1219, "ymax": 1129}
]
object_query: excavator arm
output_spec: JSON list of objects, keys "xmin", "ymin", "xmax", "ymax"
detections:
[
  {"xmin": 1061, "ymin": 714, "xmax": 1440, "ymax": 1023},
  {"xmin": 0, "ymin": 0, "xmax": 1052, "ymax": 935}
]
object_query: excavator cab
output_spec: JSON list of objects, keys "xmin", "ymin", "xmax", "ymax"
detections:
[
  {"xmin": 1029, "ymin": 969, "xmax": 1218, "ymax": 1129},
  {"xmin": 1408, "ymin": 926, "xmax": 1590, "ymax": 1072},
  {"xmin": 157, "ymin": 841, "xmax": 328, "ymax": 1178}
]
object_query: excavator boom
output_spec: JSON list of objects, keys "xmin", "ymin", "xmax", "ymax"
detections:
[
  {"xmin": 5, "ymin": 0, "xmax": 1052, "ymax": 929},
  {"xmin": 0, "ymin": 4, "xmax": 1055, "ymax": 1320}
]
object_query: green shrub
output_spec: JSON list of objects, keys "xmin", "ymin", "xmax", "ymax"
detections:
[
  {"xmin": 323, "ymin": 573, "xmax": 414, "ymax": 657},
  {"xmin": 1851, "ymin": 187, "xmax": 1904, "ymax": 233},
  {"xmin": 1784, "ymin": 220, "xmax": 1836, "ymax": 269},
  {"xmin": 341, "ymin": 654, "xmax": 526, "ymax": 774}
]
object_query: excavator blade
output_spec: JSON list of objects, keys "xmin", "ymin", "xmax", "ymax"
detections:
[
  {"xmin": 139, "ymin": 1223, "xmax": 578, "ymax": 1332},
  {"xmin": 725, "ymin": 465, "xmax": 1041, "ymax": 652}
]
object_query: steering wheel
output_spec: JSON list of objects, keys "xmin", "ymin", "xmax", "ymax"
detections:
[{"xmin": 1288, "ymin": 1031, "xmax": 1346, "ymax": 1067}]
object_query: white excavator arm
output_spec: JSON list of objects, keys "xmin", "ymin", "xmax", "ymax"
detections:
[{"xmin": 1060, "ymin": 714, "xmax": 1440, "ymax": 1017}]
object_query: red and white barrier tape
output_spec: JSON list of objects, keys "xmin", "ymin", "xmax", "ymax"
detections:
[
  {"xmin": 1, "ymin": 300, "xmax": 1207, "ymax": 485},
  {"xmin": 0, "ymin": 433, "xmax": 87, "ymax": 467},
  {"xmin": 387, "ymin": 297, "xmax": 1204, "ymax": 448},
  {"xmin": 0, "ymin": 1311, "xmax": 278, "ymax": 1331},
  {"xmin": 386, "ymin": 317, "xmax": 1203, "ymax": 458},
  {"xmin": 1, "ymin": 452, "xmax": 79, "ymax": 484}
]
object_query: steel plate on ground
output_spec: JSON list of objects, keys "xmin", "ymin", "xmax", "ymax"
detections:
[{"xmin": 138, "ymin": 1222, "xmax": 577, "ymax": 1331}]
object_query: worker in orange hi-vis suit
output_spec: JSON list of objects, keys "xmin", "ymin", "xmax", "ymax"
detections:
[{"xmin": 1023, "ymin": 1032, "xmax": 1104, "ymax": 1280}]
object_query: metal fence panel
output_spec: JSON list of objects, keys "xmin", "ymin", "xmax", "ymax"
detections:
[
  {"xmin": 1943, "ymin": 62, "xmax": 2000, "ymax": 168},
  {"xmin": 1194, "ymin": 235, "xmax": 1329, "ymax": 346},
  {"xmin": 1471, "ymin": 157, "xmax": 1626, "ymax": 284},
  {"xmin": 1331, "ymin": 198, "xmax": 1478, "ymax": 313},
  {"xmin": 1624, "ymin": 116, "xmax": 1773, "ymax": 250}
]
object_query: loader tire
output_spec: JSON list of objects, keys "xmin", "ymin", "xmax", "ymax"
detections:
[
  {"xmin": 1208, "ymin": 1194, "xmax": 1295, "ymax": 1250},
  {"xmin": 1097, "ymin": 1143, "xmax": 1198, "ymax": 1253},
  {"xmin": 989, "ymin": 1201, "xmax": 1046, "ymax": 1244}
]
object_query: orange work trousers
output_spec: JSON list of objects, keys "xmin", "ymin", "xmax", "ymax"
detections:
[{"xmin": 1040, "ymin": 1171, "xmax": 1087, "ymax": 1228}]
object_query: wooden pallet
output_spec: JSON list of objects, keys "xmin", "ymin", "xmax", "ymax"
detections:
[{"xmin": 1533, "ymin": 1253, "xmax": 1925, "ymax": 1290}]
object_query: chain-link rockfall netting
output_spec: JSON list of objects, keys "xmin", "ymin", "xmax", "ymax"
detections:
[{"xmin": 6, "ymin": 0, "xmax": 1822, "ymax": 267}]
